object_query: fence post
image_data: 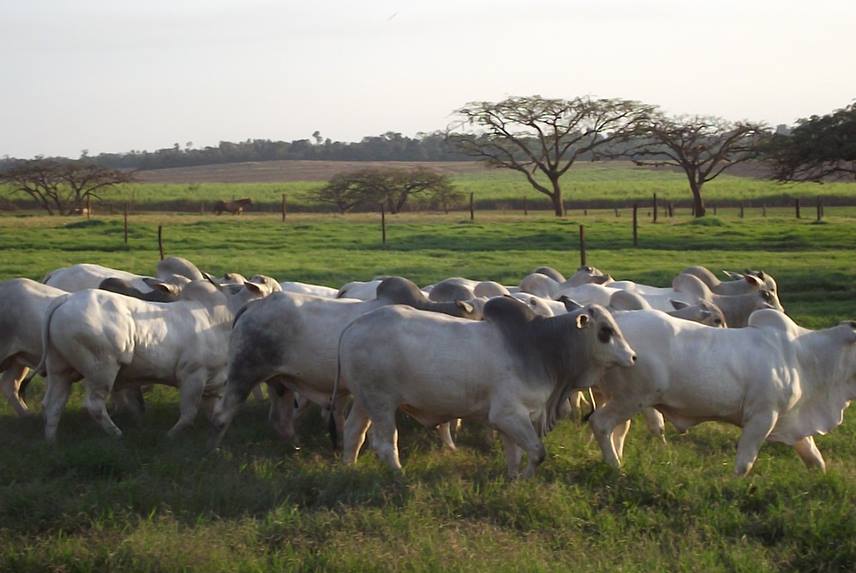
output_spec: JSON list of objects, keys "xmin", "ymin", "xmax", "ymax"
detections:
[
  {"xmin": 469, "ymin": 192, "xmax": 474, "ymax": 221},
  {"xmin": 795, "ymin": 198, "xmax": 801, "ymax": 219},
  {"xmin": 157, "ymin": 225, "xmax": 164, "ymax": 260},
  {"xmin": 123, "ymin": 203, "xmax": 128, "ymax": 245},
  {"xmin": 86, "ymin": 195, "xmax": 91, "ymax": 219},
  {"xmin": 740, "ymin": 203, "xmax": 745, "ymax": 219},
  {"xmin": 632, "ymin": 203, "xmax": 638, "ymax": 247},
  {"xmin": 816, "ymin": 197, "xmax": 822, "ymax": 222},
  {"xmin": 281, "ymin": 193, "xmax": 287, "ymax": 222},
  {"xmin": 762, "ymin": 204, "xmax": 767, "ymax": 217},
  {"xmin": 523, "ymin": 196, "xmax": 528, "ymax": 216},
  {"xmin": 668, "ymin": 202, "xmax": 674, "ymax": 218},
  {"xmin": 652, "ymin": 193, "xmax": 658, "ymax": 223},
  {"xmin": 381, "ymin": 205, "xmax": 387, "ymax": 244},
  {"xmin": 579, "ymin": 225, "xmax": 586, "ymax": 267},
  {"xmin": 712, "ymin": 204, "xmax": 717, "ymax": 216},
  {"xmin": 614, "ymin": 207, "xmax": 619, "ymax": 218}
]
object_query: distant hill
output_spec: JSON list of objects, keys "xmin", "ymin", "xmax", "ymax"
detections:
[{"xmin": 136, "ymin": 160, "xmax": 491, "ymax": 184}]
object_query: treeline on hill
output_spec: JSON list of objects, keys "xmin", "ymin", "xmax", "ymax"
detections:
[{"xmin": 44, "ymin": 132, "xmax": 472, "ymax": 171}]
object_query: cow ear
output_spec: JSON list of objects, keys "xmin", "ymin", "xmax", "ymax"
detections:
[
  {"xmin": 670, "ymin": 299, "xmax": 690, "ymax": 310},
  {"xmin": 842, "ymin": 321, "xmax": 856, "ymax": 344},
  {"xmin": 722, "ymin": 270, "xmax": 742, "ymax": 280},
  {"xmin": 203, "ymin": 272, "xmax": 223, "ymax": 290},
  {"xmin": 744, "ymin": 274, "xmax": 763, "ymax": 287},
  {"xmin": 575, "ymin": 313, "xmax": 590, "ymax": 329},
  {"xmin": 151, "ymin": 282, "xmax": 176, "ymax": 294},
  {"xmin": 243, "ymin": 281, "xmax": 264, "ymax": 295},
  {"xmin": 558, "ymin": 296, "xmax": 583, "ymax": 312},
  {"xmin": 456, "ymin": 301, "xmax": 474, "ymax": 314}
]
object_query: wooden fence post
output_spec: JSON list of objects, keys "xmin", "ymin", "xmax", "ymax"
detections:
[
  {"xmin": 713, "ymin": 204, "xmax": 717, "ymax": 216},
  {"xmin": 740, "ymin": 203, "xmax": 745, "ymax": 219},
  {"xmin": 652, "ymin": 193, "xmax": 658, "ymax": 223},
  {"xmin": 668, "ymin": 202, "xmax": 674, "ymax": 218},
  {"xmin": 86, "ymin": 195, "xmax": 91, "ymax": 220},
  {"xmin": 816, "ymin": 197, "xmax": 822, "ymax": 222},
  {"xmin": 579, "ymin": 225, "xmax": 586, "ymax": 267},
  {"xmin": 632, "ymin": 203, "xmax": 638, "ymax": 247},
  {"xmin": 614, "ymin": 207, "xmax": 619, "ymax": 218},
  {"xmin": 381, "ymin": 205, "xmax": 387, "ymax": 244},
  {"xmin": 795, "ymin": 198, "xmax": 801, "ymax": 219},
  {"xmin": 157, "ymin": 225, "xmax": 164, "ymax": 260},
  {"xmin": 523, "ymin": 196, "xmax": 528, "ymax": 216},
  {"xmin": 762, "ymin": 204, "xmax": 767, "ymax": 217},
  {"xmin": 281, "ymin": 194, "xmax": 287, "ymax": 222},
  {"xmin": 469, "ymin": 192, "xmax": 474, "ymax": 221},
  {"xmin": 123, "ymin": 203, "xmax": 128, "ymax": 245}
]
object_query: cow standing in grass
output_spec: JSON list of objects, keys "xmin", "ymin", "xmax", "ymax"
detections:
[{"xmin": 213, "ymin": 198, "xmax": 252, "ymax": 215}]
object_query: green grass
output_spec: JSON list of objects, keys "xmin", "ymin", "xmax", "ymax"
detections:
[
  {"xmin": 4, "ymin": 161, "xmax": 855, "ymax": 212},
  {"xmin": 2, "ymin": 210, "xmax": 856, "ymax": 571}
]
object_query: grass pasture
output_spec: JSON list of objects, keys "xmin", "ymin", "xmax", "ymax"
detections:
[
  {"xmin": 2, "ymin": 209, "xmax": 856, "ymax": 571},
  {"xmin": 6, "ymin": 161, "xmax": 856, "ymax": 213}
]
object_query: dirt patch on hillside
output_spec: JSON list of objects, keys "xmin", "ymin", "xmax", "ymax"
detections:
[{"xmin": 136, "ymin": 160, "xmax": 491, "ymax": 183}]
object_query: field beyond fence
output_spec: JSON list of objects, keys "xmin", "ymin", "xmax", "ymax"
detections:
[{"xmin": 2, "ymin": 208, "xmax": 856, "ymax": 571}]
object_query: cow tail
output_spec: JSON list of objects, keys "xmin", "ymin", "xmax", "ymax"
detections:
[
  {"xmin": 36, "ymin": 294, "xmax": 70, "ymax": 375},
  {"xmin": 328, "ymin": 318, "xmax": 358, "ymax": 451}
]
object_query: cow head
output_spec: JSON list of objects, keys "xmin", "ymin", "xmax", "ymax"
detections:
[
  {"xmin": 670, "ymin": 299, "xmax": 727, "ymax": 327},
  {"xmin": 579, "ymin": 304, "xmax": 637, "ymax": 368}
]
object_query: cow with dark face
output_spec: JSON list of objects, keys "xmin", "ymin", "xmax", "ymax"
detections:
[{"xmin": 338, "ymin": 297, "xmax": 636, "ymax": 478}]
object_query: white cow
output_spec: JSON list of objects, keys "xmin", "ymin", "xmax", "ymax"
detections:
[
  {"xmin": 338, "ymin": 298, "xmax": 637, "ymax": 478},
  {"xmin": 279, "ymin": 281, "xmax": 338, "ymax": 298},
  {"xmin": 591, "ymin": 309, "xmax": 856, "ymax": 475},
  {"xmin": 38, "ymin": 279, "xmax": 273, "ymax": 441},
  {"xmin": 210, "ymin": 277, "xmax": 482, "ymax": 448},
  {"xmin": 0, "ymin": 279, "xmax": 67, "ymax": 416}
]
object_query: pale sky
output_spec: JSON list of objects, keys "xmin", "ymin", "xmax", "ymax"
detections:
[{"xmin": 1, "ymin": 0, "xmax": 854, "ymax": 158}]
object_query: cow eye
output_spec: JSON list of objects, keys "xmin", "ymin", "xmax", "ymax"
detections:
[
  {"xmin": 761, "ymin": 291, "xmax": 771, "ymax": 300},
  {"xmin": 714, "ymin": 318, "xmax": 722, "ymax": 325},
  {"xmin": 598, "ymin": 326, "xmax": 613, "ymax": 343}
]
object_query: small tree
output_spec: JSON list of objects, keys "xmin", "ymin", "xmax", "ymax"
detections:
[
  {"xmin": 620, "ymin": 115, "xmax": 767, "ymax": 217},
  {"xmin": 0, "ymin": 159, "xmax": 134, "ymax": 215},
  {"xmin": 765, "ymin": 102, "xmax": 856, "ymax": 182},
  {"xmin": 448, "ymin": 95, "xmax": 654, "ymax": 216},
  {"xmin": 314, "ymin": 167, "xmax": 454, "ymax": 214}
]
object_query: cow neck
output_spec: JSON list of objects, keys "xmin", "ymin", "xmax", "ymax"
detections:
[
  {"xmin": 527, "ymin": 312, "xmax": 592, "ymax": 435},
  {"xmin": 776, "ymin": 327, "xmax": 856, "ymax": 440},
  {"xmin": 711, "ymin": 292, "xmax": 756, "ymax": 327}
]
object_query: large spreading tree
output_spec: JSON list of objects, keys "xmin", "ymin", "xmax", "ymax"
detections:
[
  {"xmin": 447, "ymin": 95, "xmax": 654, "ymax": 216},
  {"xmin": 315, "ymin": 167, "xmax": 455, "ymax": 214},
  {"xmin": 620, "ymin": 115, "xmax": 767, "ymax": 217},
  {"xmin": 0, "ymin": 159, "xmax": 134, "ymax": 215},
  {"xmin": 765, "ymin": 102, "xmax": 856, "ymax": 182}
]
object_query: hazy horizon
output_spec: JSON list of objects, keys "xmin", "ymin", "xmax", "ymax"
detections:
[{"xmin": 2, "ymin": 0, "xmax": 854, "ymax": 159}]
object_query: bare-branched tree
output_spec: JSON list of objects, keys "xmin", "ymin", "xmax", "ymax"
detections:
[
  {"xmin": 0, "ymin": 160, "xmax": 134, "ymax": 215},
  {"xmin": 447, "ymin": 95, "xmax": 655, "ymax": 216},
  {"xmin": 618, "ymin": 115, "xmax": 767, "ymax": 217}
]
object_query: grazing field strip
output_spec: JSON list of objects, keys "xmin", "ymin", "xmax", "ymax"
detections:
[{"xmin": 1, "ymin": 212, "xmax": 856, "ymax": 571}]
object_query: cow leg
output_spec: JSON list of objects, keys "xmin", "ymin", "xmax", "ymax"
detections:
[
  {"xmin": 0, "ymin": 364, "xmax": 32, "ymax": 417},
  {"xmin": 367, "ymin": 407, "xmax": 402, "ymax": 472},
  {"xmin": 168, "ymin": 373, "xmax": 206, "ymax": 437},
  {"xmin": 642, "ymin": 408, "xmax": 666, "ymax": 443},
  {"xmin": 498, "ymin": 432, "xmax": 524, "ymax": 478},
  {"xmin": 268, "ymin": 384, "xmax": 297, "ymax": 442},
  {"xmin": 343, "ymin": 398, "xmax": 372, "ymax": 465},
  {"xmin": 84, "ymin": 379, "xmax": 124, "ymax": 438},
  {"xmin": 490, "ymin": 406, "xmax": 544, "ymax": 478},
  {"xmin": 111, "ymin": 386, "xmax": 146, "ymax": 421},
  {"xmin": 42, "ymin": 371, "xmax": 75, "ymax": 442},
  {"xmin": 437, "ymin": 422, "xmax": 457, "ymax": 451},
  {"xmin": 612, "ymin": 419, "xmax": 632, "ymax": 462},
  {"xmin": 590, "ymin": 400, "xmax": 638, "ymax": 469},
  {"xmin": 793, "ymin": 436, "xmax": 826, "ymax": 472},
  {"xmin": 734, "ymin": 411, "xmax": 779, "ymax": 476}
]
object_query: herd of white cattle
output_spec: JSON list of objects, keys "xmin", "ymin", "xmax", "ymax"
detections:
[{"xmin": 1, "ymin": 255, "xmax": 854, "ymax": 479}]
